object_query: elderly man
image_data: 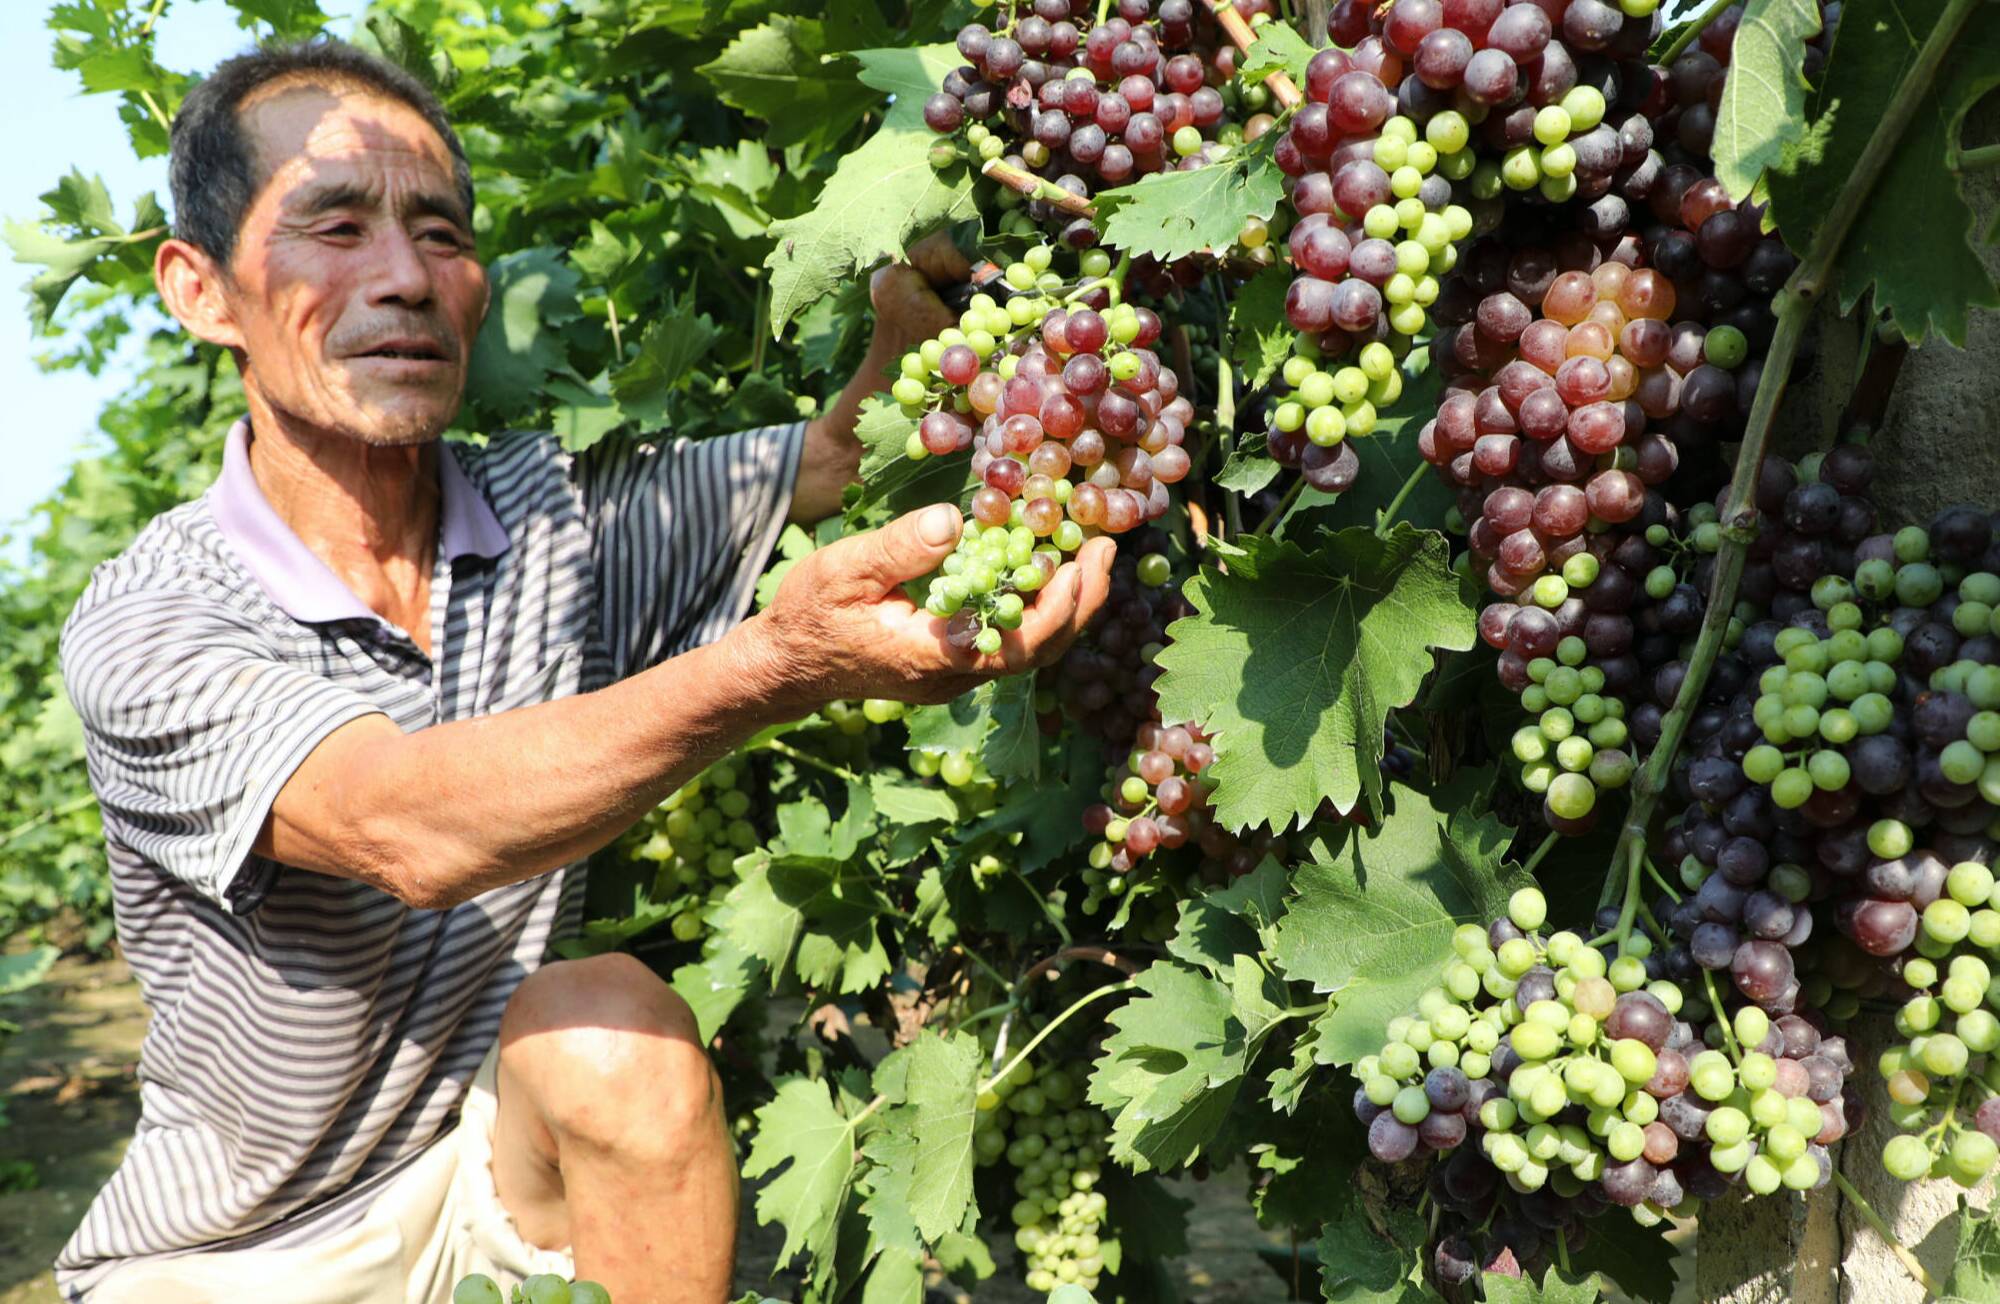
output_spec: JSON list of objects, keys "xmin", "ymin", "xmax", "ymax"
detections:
[{"xmin": 54, "ymin": 39, "xmax": 1113, "ymax": 1304}]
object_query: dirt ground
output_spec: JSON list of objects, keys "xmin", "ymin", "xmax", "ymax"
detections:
[{"xmin": 0, "ymin": 953, "xmax": 1295, "ymax": 1303}]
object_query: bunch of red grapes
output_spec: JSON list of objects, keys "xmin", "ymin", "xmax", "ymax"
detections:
[{"xmin": 924, "ymin": 0, "xmax": 1271, "ymax": 242}]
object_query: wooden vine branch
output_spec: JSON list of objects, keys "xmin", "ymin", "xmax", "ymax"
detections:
[
  {"xmin": 981, "ymin": 157, "xmax": 1097, "ymax": 216},
  {"xmin": 1019, "ymin": 943, "xmax": 1142, "ymax": 987},
  {"xmin": 1201, "ymin": 0, "xmax": 1304, "ymax": 109}
]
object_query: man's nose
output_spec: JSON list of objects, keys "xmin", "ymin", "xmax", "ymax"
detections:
[{"xmin": 367, "ymin": 227, "xmax": 436, "ymax": 307}]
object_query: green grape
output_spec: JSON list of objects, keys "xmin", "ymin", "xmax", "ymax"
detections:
[
  {"xmin": 520, "ymin": 1276, "xmax": 573, "ymax": 1304},
  {"xmin": 455, "ymin": 1276, "xmax": 505, "ymax": 1304},
  {"xmin": 569, "ymin": 1285, "xmax": 613, "ymax": 1304},
  {"xmin": 1884, "ymin": 1134, "xmax": 1933, "ymax": 1181}
]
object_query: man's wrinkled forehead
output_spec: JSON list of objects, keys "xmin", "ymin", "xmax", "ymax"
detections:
[{"xmin": 237, "ymin": 79, "xmax": 465, "ymax": 222}]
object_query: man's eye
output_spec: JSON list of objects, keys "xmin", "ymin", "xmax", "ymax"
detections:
[
  {"xmin": 419, "ymin": 229, "xmax": 466, "ymax": 250},
  {"xmin": 320, "ymin": 222, "xmax": 363, "ymax": 238}
]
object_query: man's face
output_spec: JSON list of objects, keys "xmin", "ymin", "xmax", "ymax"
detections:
[{"xmin": 205, "ymin": 84, "xmax": 488, "ymax": 446}]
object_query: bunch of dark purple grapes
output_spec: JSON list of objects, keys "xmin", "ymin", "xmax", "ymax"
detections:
[{"xmin": 925, "ymin": 0, "xmax": 1264, "ymax": 242}]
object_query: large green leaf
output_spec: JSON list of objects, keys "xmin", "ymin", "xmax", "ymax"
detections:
[
  {"xmin": 1483, "ymin": 1268, "xmax": 1605, "ymax": 1304},
  {"xmin": 1152, "ymin": 524, "xmax": 1475, "ymax": 830},
  {"xmin": 466, "ymin": 248, "xmax": 583, "ymax": 419},
  {"xmin": 1710, "ymin": 0, "xmax": 1824, "ymax": 198},
  {"xmin": 764, "ymin": 126, "xmax": 980, "ymax": 334},
  {"xmin": 743, "ymin": 1075, "xmax": 867, "ymax": 1276},
  {"xmin": 698, "ymin": 17, "xmax": 870, "ymax": 153},
  {"xmin": 866, "ymin": 1031, "xmax": 983, "ymax": 1243},
  {"xmin": 1228, "ymin": 264, "xmax": 1296, "ymax": 391},
  {"xmin": 1237, "ymin": 23, "xmax": 1316, "ymax": 84},
  {"xmin": 1765, "ymin": 0, "xmax": 2000, "ymax": 345},
  {"xmin": 1271, "ymin": 774, "xmax": 1526, "ymax": 1066},
  {"xmin": 852, "ymin": 44, "xmax": 963, "ymax": 130},
  {"xmin": 1088, "ymin": 956, "xmax": 1289, "ymax": 1172}
]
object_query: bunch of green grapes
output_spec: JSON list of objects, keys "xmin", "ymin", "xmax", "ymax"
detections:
[
  {"xmin": 973, "ymin": 1055, "xmax": 1109, "ymax": 1297},
  {"xmin": 1506, "ymin": 648, "xmax": 1636, "ymax": 833},
  {"xmin": 624, "ymin": 758, "xmax": 760, "ymax": 942},
  {"xmin": 454, "ymin": 1273, "xmax": 610, "ymax": 1304},
  {"xmin": 1870, "ymin": 860, "xmax": 2000, "ymax": 1185}
]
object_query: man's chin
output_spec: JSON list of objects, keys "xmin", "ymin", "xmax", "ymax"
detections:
[{"xmin": 340, "ymin": 395, "xmax": 463, "ymax": 448}]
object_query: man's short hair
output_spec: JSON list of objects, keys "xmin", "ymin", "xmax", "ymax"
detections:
[{"xmin": 169, "ymin": 39, "xmax": 476, "ymax": 267}]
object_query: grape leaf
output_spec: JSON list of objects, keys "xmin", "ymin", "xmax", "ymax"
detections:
[
  {"xmin": 234, "ymin": 0, "xmax": 335, "ymax": 40},
  {"xmin": 467, "ymin": 248, "xmax": 583, "ymax": 419},
  {"xmin": 1943, "ymin": 1197, "xmax": 2000, "ymax": 1303},
  {"xmin": 1568, "ymin": 1216, "xmax": 1676, "ymax": 1304},
  {"xmin": 1249, "ymin": 1098, "xmax": 1368, "ymax": 1230},
  {"xmin": 852, "ymin": 44, "xmax": 963, "ymax": 130},
  {"xmin": 866, "ymin": 1031, "xmax": 983, "ymax": 1242},
  {"xmin": 765, "ymin": 125, "xmax": 979, "ymax": 334},
  {"xmin": 672, "ymin": 941, "xmax": 763, "ymax": 1042},
  {"xmin": 713, "ymin": 850, "xmax": 892, "ymax": 995},
  {"xmin": 1316, "ymin": 1193, "xmax": 1430, "ymax": 1303},
  {"xmin": 4, "ymin": 173, "xmax": 164, "ymax": 330},
  {"xmin": 612, "ymin": 311, "xmax": 721, "ymax": 428},
  {"xmin": 698, "ymin": 17, "xmax": 870, "ymax": 153},
  {"xmin": 1088, "ymin": 955, "xmax": 1289, "ymax": 1172},
  {"xmin": 1229, "ymin": 264, "xmax": 1297, "ymax": 390},
  {"xmin": 1093, "ymin": 143, "xmax": 1285, "ymax": 263},
  {"xmin": 868, "ymin": 774, "xmax": 959, "ymax": 827},
  {"xmin": 743, "ymin": 1075, "xmax": 867, "ymax": 1275},
  {"xmin": 1152, "ymin": 524, "xmax": 1476, "ymax": 830},
  {"xmin": 1215, "ymin": 432, "xmax": 1283, "ymax": 496},
  {"xmin": 1710, "ymin": 0, "xmax": 1824, "ymax": 198},
  {"xmin": 546, "ymin": 377, "xmax": 627, "ymax": 453},
  {"xmin": 1271, "ymin": 773, "xmax": 1527, "ymax": 1066},
  {"xmin": 1764, "ymin": 0, "xmax": 2000, "ymax": 345},
  {"xmin": 1483, "ymin": 1267, "xmax": 1605, "ymax": 1304},
  {"xmin": 1238, "ymin": 22, "xmax": 1316, "ymax": 85},
  {"xmin": 980, "ymin": 676, "xmax": 1042, "ymax": 784},
  {"xmin": 1167, "ymin": 857, "xmax": 1290, "ymax": 976}
]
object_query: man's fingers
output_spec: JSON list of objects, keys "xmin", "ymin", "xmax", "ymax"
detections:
[
  {"xmin": 870, "ymin": 264, "xmax": 956, "ymax": 341},
  {"xmin": 906, "ymin": 230, "xmax": 972, "ymax": 287},
  {"xmin": 822, "ymin": 503, "xmax": 964, "ymax": 598}
]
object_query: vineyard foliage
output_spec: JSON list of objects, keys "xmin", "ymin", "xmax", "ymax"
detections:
[{"xmin": 4, "ymin": 0, "xmax": 2000, "ymax": 1302}]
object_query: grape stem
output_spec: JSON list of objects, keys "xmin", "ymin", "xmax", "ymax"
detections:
[
  {"xmin": 981, "ymin": 979, "xmax": 1137, "ymax": 1093},
  {"xmin": 1375, "ymin": 462, "xmax": 1428, "ymax": 538},
  {"xmin": 1216, "ymin": 331, "xmax": 1246, "ymax": 539},
  {"xmin": 1953, "ymin": 143, "xmax": 2000, "ymax": 173},
  {"xmin": 1018, "ymin": 943, "xmax": 1142, "ymax": 987},
  {"xmin": 1253, "ymin": 474, "xmax": 1308, "ymax": 536},
  {"xmin": 1520, "ymin": 830, "xmax": 1561, "ymax": 878},
  {"xmin": 1643, "ymin": 855, "xmax": 1683, "ymax": 904},
  {"xmin": 1200, "ymin": 0, "xmax": 1305, "ymax": 110},
  {"xmin": 1703, "ymin": 970, "xmax": 1742, "ymax": 1061},
  {"xmin": 980, "ymin": 157, "xmax": 1096, "ymax": 217},
  {"xmin": 758, "ymin": 737, "xmax": 862, "ymax": 784},
  {"xmin": 1831, "ymin": 1171, "xmax": 1946, "ymax": 1298},
  {"xmin": 1599, "ymin": 0, "xmax": 1978, "ymax": 982},
  {"xmin": 1555, "ymin": 1226, "xmax": 1572, "ymax": 1279},
  {"xmin": 1656, "ymin": 0, "xmax": 1739, "ymax": 68}
]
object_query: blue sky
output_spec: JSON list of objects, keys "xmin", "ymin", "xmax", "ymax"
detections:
[{"xmin": 0, "ymin": 0, "xmax": 370, "ymax": 558}]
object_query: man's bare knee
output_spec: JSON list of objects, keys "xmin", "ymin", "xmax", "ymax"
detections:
[{"xmin": 499, "ymin": 953, "xmax": 720, "ymax": 1162}]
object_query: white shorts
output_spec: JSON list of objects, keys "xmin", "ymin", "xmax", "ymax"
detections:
[{"xmin": 88, "ymin": 1045, "xmax": 575, "ymax": 1303}]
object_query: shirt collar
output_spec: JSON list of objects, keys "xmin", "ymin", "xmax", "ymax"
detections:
[{"xmin": 207, "ymin": 418, "xmax": 510, "ymax": 625}]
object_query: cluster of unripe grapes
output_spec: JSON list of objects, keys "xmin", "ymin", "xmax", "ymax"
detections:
[
  {"xmin": 1356, "ymin": 888, "xmax": 1857, "ymax": 1230},
  {"xmin": 623, "ymin": 759, "xmax": 759, "ymax": 943},
  {"xmin": 1081, "ymin": 720, "xmax": 1220, "ymax": 876},
  {"xmin": 454, "ymin": 1274, "xmax": 609, "ymax": 1304},
  {"xmin": 898, "ymin": 245, "xmax": 1192, "ymax": 650},
  {"xmin": 1264, "ymin": 337, "xmax": 1402, "ymax": 493},
  {"xmin": 1876, "ymin": 893, "xmax": 2000, "ymax": 1184},
  {"xmin": 973, "ymin": 1055, "xmax": 1110, "ymax": 1295}
]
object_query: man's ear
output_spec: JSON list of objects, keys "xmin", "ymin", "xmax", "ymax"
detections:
[{"xmin": 155, "ymin": 237, "xmax": 247, "ymax": 352}]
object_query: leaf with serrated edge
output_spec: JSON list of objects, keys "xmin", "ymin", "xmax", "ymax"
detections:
[
  {"xmin": 869, "ymin": 774, "xmax": 959, "ymax": 826},
  {"xmin": 743, "ymin": 1078, "xmax": 861, "ymax": 1273},
  {"xmin": 1238, "ymin": 22, "xmax": 1315, "ymax": 84},
  {"xmin": 1482, "ymin": 1266, "xmax": 1605, "ymax": 1304},
  {"xmin": 1272, "ymin": 772, "xmax": 1527, "ymax": 1066},
  {"xmin": 765, "ymin": 126, "xmax": 979, "ymax": 333},
  {"xmin": 1168, "ymin": 857, "xmax": 1289, "ymax": 976},
  {"xmin": 698, "ymin": 17, "xmax": 868, "ymax": 152},
  {"xmin": 1710, "ymin": 0, "xmax": 1822, "ymax": 198},
  {"xmin": 1152, "ymin": 524, "xmax": 1475, "ymax": 830},
  {"xmin": 1087, "ymin": 958, "xmax": 1287, "ymax": 1172},
  {"xmin": 1316, "ymin": 1193, "xmax": 1430, "ymax": 1303},
  {"xmin": 1093, "ymin": 145, "xmax": 1284, "ymax": 263},
  {"xmin": 881, "ymin": 1031, "xmax": 982, "ymax": 1242},
  {"xmin": 1943, "ymin": 1196, "xmax": 2000, "ymax": 1303},
  {"xmin": 1229, "ymin": 263, "xmax": 1295, "ymax": 390},
  {"xmin": 1765, "ymin": 0, "xmax": 2000, "ymax": 345}
]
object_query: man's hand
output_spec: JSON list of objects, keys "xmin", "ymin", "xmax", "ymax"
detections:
[
  {"xmin": 731, "ymin": 502, "xmax": 1117, "ymax": 711},
  {"xmin": 791, "ymin": 233, "xmax": 972, "ymax": 523}
]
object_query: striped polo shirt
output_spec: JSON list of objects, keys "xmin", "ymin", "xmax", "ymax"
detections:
[{"xmin": 54, "ymin": 417, "xmax": 802, "ymax": 1298}]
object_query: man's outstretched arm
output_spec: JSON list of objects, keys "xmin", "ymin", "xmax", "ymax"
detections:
[{"xmin": 256, "ymin": 506, "xmax": 1115, "ymax": 909}]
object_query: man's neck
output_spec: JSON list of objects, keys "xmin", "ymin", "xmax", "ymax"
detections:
[{"xmin": 242, "ymin": 393, "xmax": 441, "ymax": 653}]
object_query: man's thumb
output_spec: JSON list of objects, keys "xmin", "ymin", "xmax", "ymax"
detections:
[{"xmin": 840, "ymin": 503, "xmax": 963, "ymax": 594}]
